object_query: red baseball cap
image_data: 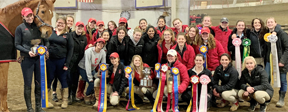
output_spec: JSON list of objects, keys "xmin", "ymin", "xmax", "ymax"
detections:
[
  {"xmin": 119, "ymin": 17, "xmax": 127, "ymax": 23},
  {"xmin": 75, "ymin": 21, "xmax": 84, "ymax": 27},
  {"xmin": 96, "ymin": 38, "xmax": 105, "ymax": 44},
  {"xmin": 88, "ymin": 18, "xmax": 96, "ymax": 23},
  {"xmin": 201, "ymin": 27, "xmax": 210, "ymax": 34},
  {"xmin": 21, "ymin": 8, "xmax": 33, "ymax": 17},
  {"xmin": 110, "ymin": 52, "xmax": 119, "ymax": 59},
  {"xmin": 96, "ymin": 20, "xmax": 104, "ymax": 26}
]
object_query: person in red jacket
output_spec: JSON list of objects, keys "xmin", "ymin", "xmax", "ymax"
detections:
[
  {"xmin": 186, "ymin": 26, "xmax": 200, "ymax": 51},
  {"xmin": 155, "ymin": 16, "xmax": 170, "ymax": 37},
  {"xmin": 125, "ymin": 55, "xmax": 156, "ymax": 105},
  {"xmin": 211, "ymin": 17, "xmax": 232, "ymax": 54},
  {"xmin": 164, "ymin": 49, "xmax": 189, "ymax": 96},
  {"xmin": 194, "ymin": 27, "xmax": 225, "ymax": 73},
  {"xmin": 92, "ymin": 20, "xmax": 105, "ymax": 39},
  {"xmin": 172, "ymin": 32, "xmax": 195, "ymax": 70},
  {"xmin": 118, "ymin": 17, "xmax": 131, "ymax": 30},
  {"xmin": 107, "ymin": 21, "xmax": 117, "ymax": 37},
  {"xmin": 84, "ymin": 18, "xmax": 97, "ymax": 46},
  {"xmin": 157, "ymin": 29, "xmax": 176, "ymax": 64},
  {"xmin": 171, "ymin": 18, "xmax": 189, "ymax": 37}
]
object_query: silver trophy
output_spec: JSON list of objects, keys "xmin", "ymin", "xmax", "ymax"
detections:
[
  {"xmin": 31, "ymin": 39, "xmax": 41, "ymax": 54},
  {"xmin": 140, "ymin": 67, "xmax": 153, "ymax": 87}
]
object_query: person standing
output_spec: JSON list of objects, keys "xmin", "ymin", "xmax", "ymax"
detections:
[
  {"xmin": 211, "ymin": 18, "xmax": 232, "ymax": 54},
  {"xmin": 46, "ymin": 17, "xmax": 74, "ymax": 109},
  {"xmin": 15, "ymin": 7, "xmax": 49, "ymax": 112},
  {"xmin": 67, "ymin": 21, "xmax": 87, "ymax": 105}
]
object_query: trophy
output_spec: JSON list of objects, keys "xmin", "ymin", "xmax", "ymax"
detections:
[
  {"xmin": 31, "ymin": 39, "xmax": 41, "ymax": 54},
  {"xmin": 140, "ymin": 67, "xmax": 153, "ymax": 87}
]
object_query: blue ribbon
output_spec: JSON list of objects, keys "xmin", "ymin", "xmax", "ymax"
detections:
[
  {"xmin": 36, "ymin": 45, "xmax": 47, "ymax": 108},
  {"xmin": 99, "ymin": 64, "xmax": 106, "ymax": 112},
  {"xmin": 171, "ymin": 67, "xmax": 179, "ymax": 112},
  {"xmin": 126, "ymin": 66, "xmax": 135, "ymax": 111},
  {"xmin": 199, "ymin": 45, "xmax": 208, "ymax": 68}
]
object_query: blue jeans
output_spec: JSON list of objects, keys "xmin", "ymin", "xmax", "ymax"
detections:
[
  {"xmin": 265, "ymin": 62, "xmax": 287, "ymax": 92},
  {"xmin": 79, "ymin": 67, "xmax": 94, "ymax": 96}
]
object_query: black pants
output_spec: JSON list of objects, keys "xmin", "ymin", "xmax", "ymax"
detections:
[
  {"xmin": 21, "ymin": 57, "xmax": 41, "ymax": 87},
  {"xmin": 68, "ymin": 65, "xmax": 80, "ymax": 96}
]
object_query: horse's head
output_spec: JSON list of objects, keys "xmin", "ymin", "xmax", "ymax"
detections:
[{"xmin": 33, "ymin": 0, "xmax": 55, "ymax": 38}]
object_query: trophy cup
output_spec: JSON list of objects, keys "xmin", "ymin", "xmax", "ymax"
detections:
[{"xmin": 140, "ymin": 67, "xmax": 153, "ymax": 87}]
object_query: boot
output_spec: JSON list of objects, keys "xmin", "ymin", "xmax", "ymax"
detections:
[
  {"xmin": 61, "ymin": 88, "xmax": 69, "ymax": 109},
  {"xmin": 24, "ymin": 86, "xmax": 34, "ymax": 112},
  {"xmin": 144, "ymin": 90, "xmax": 154, "ymax": 105},
  {"xmin": 68, "ymin": 92, "xmax": 76, "ymax": 105},
  {"xmin": 47, "ymin": 89, "xmax": 54, "ymax": 109},
  {"xmin": 76, "ymin": 79, "xmax": 86, "ymax": 101},
  {"xmin": 217, "ymin": 99, "xmax": 229, "ymax": 108},
  {"xmin": 260, "ymin": 102, "xmax": 268, "ymax": 112},
  {"xmin": 84, "ymin": 95, "xmax": 92, "ymax": 105},
  {"xmin": 35, "ymin": 86, "xmax": 45, "ymax": 112},
  {"xmin": 276, "ymin": 91, "xmax": 286, "ymax": 107},
  {"xmin": 230, "ymin": 101, "xmax": 239, "ymax": 111},
  {"xmin": 93, "ymin": 87, "xmax": 100, "ymax": 108},
  {"xmin": 134, "ymin": 94, "xmax": 143, "ymax": 104},
  {"xmin": 52, "ymin": 93, "xmax": 59, "ymax": 102},
  {"xmin": 248, "ymin": 99, "xmax": 257, "ymax": 112}
]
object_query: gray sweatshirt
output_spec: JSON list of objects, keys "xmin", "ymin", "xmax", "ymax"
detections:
[{"xmin": 78, "ymin": 47, "xmax": 106, "ymax": 81}]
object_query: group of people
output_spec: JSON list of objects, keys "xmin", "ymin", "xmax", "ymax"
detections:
[{"xmin": 15, "ymin": 7, "xmax": 288, "ymax": 112}]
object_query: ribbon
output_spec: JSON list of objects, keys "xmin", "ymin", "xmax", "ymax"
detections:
[
  {"xmin": 266, "ymin": 34, "xmax": 281, "ymax": 87},
  {"xmin": 155, "ymin": 63, "xmax": 161, "ymax": 79},
  {"xmin": 199, "ymin": 75, "xmax": 211, "ymax": 112},
  {"xmin": 232, "ymin": 38, "xmax": 242, "ymax": 79},
  {"xmin": 125, "ymin": 66, "xmax": 140, "ymax": 111},
  {"xmin": 199, "ymin": 45, "xmax": 208, "ymax": 68},
  {"xmin": 98, "ymin": 63, "xmax": 108, "ymax": 112},
  {"xmin": 242, "ymin": 38, "xmax": 251, "ymax": 61},
  {"xmin": 152, "ymin": 64, "xmax": 167, "ymax": 112},
  {"xmin": 36, "ymin": 45, "xmax": 48, "ymax": 108},
  {"xmin": 171, "ymin": 67, "xmax": 180, "ymax": 112},
  {"xmin": 187, "ymin": 75, "xmax": 200, "ymax": 112},
  {"xmin": 264, "ymin": 33, "xmax": 274, "ymax": 83}
]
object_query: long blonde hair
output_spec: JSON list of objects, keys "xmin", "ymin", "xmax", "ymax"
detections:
[
  {"xmin": 242, "ymin": 56, "xmax": 257, "ymax": 71},
  {"xmin": 186, "ymin": 26, "xmax": 200, "ymax": 45},
  {"xmin": 130, "ymin": 55, "xmax": 144, "ymax": 78},
  {"xmin": 158, "ymin": 29, "xmax": 176, "ymax": 45},
  {"xmin": 196, "ymin": 34, "xmax": 216, "ymax": 49}
]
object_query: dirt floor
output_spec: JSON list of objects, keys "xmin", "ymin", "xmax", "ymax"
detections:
[{"xmin": 5, "ymin": 62, "xmax": 288, "ymax": 112}]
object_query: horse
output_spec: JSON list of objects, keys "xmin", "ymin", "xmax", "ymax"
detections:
[{"xmin": 0, "ymin": 0, "xmax": 55, "ymax": 111}]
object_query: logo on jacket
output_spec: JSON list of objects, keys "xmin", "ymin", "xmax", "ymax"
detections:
[
  {"xmin": 224, "ymin": 74, "xmax": 229, "ymax": 77},
  {"xmin": 63, "ymin": 35, "xmax": 67, "ymax": 38},
  {"xmin": 119, "ymin": 69, "xmax": 121, "ymax": 74},
  {"xmin": 25, "ymin": 28, "xmax": 29, "ymax": 30},
  {"xmin": 94, "ymin": 58, "xmax": 98, "ymax": 64}
]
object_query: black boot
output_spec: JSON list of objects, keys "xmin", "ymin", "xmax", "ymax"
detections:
[
  {"xmin": 24, "ymin": 86, "xmax": 34, "ymax": 112},
  {"xmin": 276, "ymin": 91, "xmax": 286, "ymax": 107},
  {"xmin": 260, "ymin": 102, "xmax": 269, "ymax": 112},
  {"xmin": 134, "ymin": 94, "xmax": 143, "ymax": 104},
  {"xmin": 144, "ymin": 90, "xmax": 154, "ymax": 105},
  {"xmin": 248, "ymin": 99, "xmax": 257, "ymax": 112},
  {"xmin": 35, "ymin": 86, "xmax": 45, "ymax": 112},
  {"xmin": 68, "ymin": 92, "xmax": 76, "ymax": 105}
]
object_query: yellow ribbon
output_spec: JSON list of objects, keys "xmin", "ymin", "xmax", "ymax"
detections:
[
  {"xmin": 103, "ymin": 71, "xmax": 108, "ymax": 112},
  {"xmin": 270, "ymin": 53, "xmax": 274, "ymax": 84},
  {"xmin": 186, "ymin": 85, "xmax": 193, "ymax": 112},
  {"xmin": 152, "ymin": 78, "xmax": 161, "ymax": 111},
  {"xmin": 131, "ymin": 77, "xmax": 140, "ymax": 110},
  {"xmin": 44, "ymin": 55, "xmax": 48, "ymax": 107}
]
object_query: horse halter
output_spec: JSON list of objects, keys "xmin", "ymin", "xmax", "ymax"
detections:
[{"xmin": 35, "ymin": 1, "xmax": 53, "ymax": 28}]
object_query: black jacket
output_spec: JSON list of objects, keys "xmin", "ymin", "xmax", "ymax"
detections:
[
  {"xmin": 248, "ymin": 28, "xmax": 267, "ymax": 58},
  {"xmin": 228, "ymin": 29, "xmax": 250, "ymax": 60},
  {"xmin": 107, "ymin": 63, "xmax": 127, "ymax": 95},
  {"xmin": 141, "ymin": 33, "xmax": 160, "ymax": 67},
  {"xmin": 264, "ymin": 24, "xmax": 288, "ymax": 72},
  {"xmin": 125, "ymin": 37, "xmax": 144, "ymax": 65},
  {"xmin": 187, "ymin": 67, "xmax": 213, "ymax": 100},
  {"xmin": 15, "ymin": 22, "xmax": 49, "ymax": 58},
  {"xmin": 48, "ymin": 31, "xmax": 74, "ymax": 67},
  {"xmin": 239, "ymin": 65, "xmax": 273, "ymax": 97},
  {"xmin": 68, "ymin": 31, "xmax": 87, "ymax": 69},
  {"xmin": 213, "ymin": 63, "xmax": 239, "ymax": 93},
  {"xmin": 107, "ymin": 35, "xmax": 129, "ymax": 62}
]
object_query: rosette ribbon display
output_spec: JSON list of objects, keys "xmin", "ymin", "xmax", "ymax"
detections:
[
  {"xmin": 187, "ymin": 75, "xmax": 200, "ymax": 112},
  {"xmin": 199, "ymin": 45, "xmax": 208, "ymax": 68},
  {"xmin": 98, "ymin": 63, "xmax": 108, "ymax": 112},
  {"xmin": 242, "ymin": 38, "xmax": 251, "ymax": 61},
  {"xmin": 152, "ymin": 64, "xmax": 167, "ymax": 112},
  {"xmin": 232, "ymin": 38, "xmax": 242, "ymax": 78},
  {"xmin": 125, "ymin": 66, "xmax": 140, "ymax": 111},
  {"xmin": 36, "ymin": 45, "xmax": 48, "ymax": 108},
  {"xmin": 199, "ymin": 75, "xmax": 211, "ymax": 112}
]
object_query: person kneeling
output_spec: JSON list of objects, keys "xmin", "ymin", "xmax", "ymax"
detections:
[
  {"xmin": 94, "ymin": 52, "xmax": 127, "ymax": 107},
  {"xmin": 238, "ymin": 56, "xmax": 273, "ymax": 112},
  {"xmin": 213, "ymin": 53, "xmax": 239, "ymax": 111}
]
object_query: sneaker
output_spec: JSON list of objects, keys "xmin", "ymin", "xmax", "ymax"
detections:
[
  {"xmin": 230, "ymin": 101, "xmax": 239, "ymax": 111},
  {"xmin": 260, "ymin": 103, "xmax": 268, "ymax": 112},
  {"xmin": 52, "ymin": 93, "xmax": 59, "ymax": 102},
  {"xmin": 248, "ymin": 101, "xmax": 258, "ymax": 112},
  {"xmin": 217, "ymin": 99, "xmax": 229, "ymax": 108}
]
